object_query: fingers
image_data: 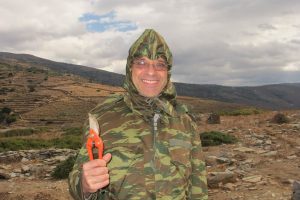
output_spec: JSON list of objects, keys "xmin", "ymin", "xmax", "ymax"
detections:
[
  {"xmin": 83, "ymin": 165, "xmax": 109, "ymax": 177},
  {"xmin": 103, "ymin": 153, "xmax": 112, "ymax": 163},
  {"xmin": 85, "ymin": 173, "xmax": 109, "ymax": 185},
  {"xmin": 81, "ymin": 153, "xmax": 112, "ymax": 193},
  {"xmin": 83, "ymin": 159, "xmax": 106, "ymax": 170},
  {"xmin": 82, "ymin": 179, "xmax": 109, "ymax": 193}
]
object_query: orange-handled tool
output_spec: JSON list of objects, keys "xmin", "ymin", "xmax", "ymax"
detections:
[{"xmin": 86, "ymin": 114, "xmax": 104, "ymax": 160}]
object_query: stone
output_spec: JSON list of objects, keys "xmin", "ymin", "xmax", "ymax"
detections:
[
  {"xmin": 205, "ymin": 156, "xmax": 218, "ymax": 166},
  {"xmin": 222, "ymin": 183, "xmax": 236, "ymax": 191},
  {"xmin": 30, "ymin": 165, "xmax": 47, "ymax": 178},
  {"xmin": 0, "ymin": 170, "xmax": 10, "ymax": 179},
  {"xmin": 21, "ymin": 157, "xmax": 29, "ymax": 162},
  {"xmin": 233, "ymin": 147, "xmax": 255, "ymax": 153},
  {"xmin": 216, "ymin": 157, "xmax": 232, "ymax": 164},
  {"xmin": 287, "ymin": 155, "xmax": 297, "ymax": 159},
  {"xmin": 254, "ymin": 139, "xmax": 264, "ymax": 145},
  {"xmin": 9, "ymin": 172, "xmax": 17, "ymax": 178},
  {"xmin": 262, "ymin": 151, "xmax": 278, "ymax": 157},
  {"xmin": 54, "ymin": 155, "xmax": 68, "ymax": 162},
  {"xmin": 208, "ymin": 171, "xmax": 237, "ymax": 188},
  {"xmin": 0, "ymin": 165, "xmax": 10, "ymax": 170},
  {"xmin": 265, "ymin": 140, "xmax": 272, "ymax": 145},
  {"xmin": 281, "ymin": 179, "xmax": 295, "ymax": 185},
  {"xmin": 292, "ymin": 181, "xmax": 300, "ymax": 200},
  {"xmin": 242, "ymin": 175, "xmax": 262, "ymax": 183},
  {"xmin": 13, "ymin": 168, "xmax": 21, "ymax": 173},
  {"xmin": 21, "ymin": 165, "xmax": 30, "ymax": 173}
]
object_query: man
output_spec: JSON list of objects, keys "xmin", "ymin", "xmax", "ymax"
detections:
[{"xmin": 68, "ymin": 29, "xmax": 208, "ymax": 200}]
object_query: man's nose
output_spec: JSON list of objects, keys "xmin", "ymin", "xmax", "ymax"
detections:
[{"xmin": 145, "ymin": 63, "xmax": 156, "ymax": 74}]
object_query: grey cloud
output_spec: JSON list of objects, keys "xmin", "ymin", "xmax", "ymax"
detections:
[
  {"xmin": 258, "ymin": 24, "xmax": 277, "ymax": 30},
  {"xmin": 1, "ymin": 0, "xmax": 300, "ymax": 86}
]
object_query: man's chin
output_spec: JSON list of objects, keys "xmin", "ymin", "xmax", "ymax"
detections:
[{"xmin": 139, "ymin": 91, "xmax": 160, "ymax": 98}]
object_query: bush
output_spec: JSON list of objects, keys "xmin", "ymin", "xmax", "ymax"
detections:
[
  {"xmin": 217, "ymin": 108, "xmax": 263, "ymax": 116},
  {"xmin": 0, "ymin": 128, "xmax": 36, "ymax": 138},
  {"xmin": 271, "ymin": 113, "xmax": 289, "ymax": 124},
  {"xmin": 1, "ymin": 107, "xmax": 11, "ymax": 114},
  {"xmin": 207, "ymin": 113, "xmax": 220, "ymax": 124},
  {"xmin": 200, "ymin": 131, "xmax": 237, "ymax": 147},
  {"xmin": 0, "ymin": 135, "xmax": 81, "ymax": 152},
  {"xmin": 51, "ymin": 155, "xmax": 76, "ymax": 179},
  {"xmin": 0, "ymin": 107, "xmax": 18, "ymax": 125},
  {"xmin": 5, "ymin": 114, "xmax": 17, "ymax": 124},
  {"xmin": 0, "ymin": 113, "xmax": 5, "ymax": 123},
  {"xmin": 63, "ymin": 127, "xmax": 82, "ymax": 136}
]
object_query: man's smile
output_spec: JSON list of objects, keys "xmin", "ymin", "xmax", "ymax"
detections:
[{"xmin": 141, "ymin": 79, "xmax": 159, "ymax": 84}]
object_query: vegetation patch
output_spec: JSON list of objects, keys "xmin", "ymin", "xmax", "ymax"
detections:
[
  {"xmin": 217, "ymin": 108, "xmax": 263, "ymax": 116},
  {"xmin": 0, "ymin": 128, "xmax": 36, "ymax": 138},
  {"xmin": 63, "ymin": 127, "xmax": 82, "ymax": 136},
  {"xmin": 51, "ymin": 155, "xmax": 76, "ymax": 179},
  {"xmin": 0, "ymin": 107, "xmax": 18, "ymax": 125},
  {"xmin": 200, "ymin": 131, "xmax": 237, "ymax": 146},
  {"xmin": 0, "ymin": 87, "xmax": 15, "ymax": 95},
  {"xmin": 271, "ymin": 113, "xmax": 289, "ymax": 124},
  {"xmin": 26, "ymin": 66, "xmax": 46, "ymax": 74},
  {"xmin": 207, "ymin": 113, "xmax": 220, "ymax": 124},
  {"xmin": 0, "ymin": 135, "xmax": 81, "ymax": 152}
]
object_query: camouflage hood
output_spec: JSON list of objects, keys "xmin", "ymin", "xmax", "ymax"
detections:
[{"xmin": 123, "ymin": 29, "xmax": 178, "ymax": 122}]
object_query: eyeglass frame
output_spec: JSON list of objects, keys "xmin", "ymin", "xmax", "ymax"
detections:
[{"xmin": 131, "ymin": 58, "xmax": 168, "ymax": 71}]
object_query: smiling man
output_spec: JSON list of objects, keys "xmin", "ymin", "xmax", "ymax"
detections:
[
  {"xmin": 69, "ymin": 29, "xmax": 208, "ymax": 200},
  {"xmin": 131, "ymin": 56, "xmax": 168, "ymax": 97}
]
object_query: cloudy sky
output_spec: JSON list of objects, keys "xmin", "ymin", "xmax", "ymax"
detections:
[{"xmin": 1, "ymin": 0, "xmax": 300, "ymax": 86}]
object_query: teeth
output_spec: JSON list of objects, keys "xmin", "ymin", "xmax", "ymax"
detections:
[{"xmin": 142, "ymin": 79, "xmax": 158, "ymax": 84}]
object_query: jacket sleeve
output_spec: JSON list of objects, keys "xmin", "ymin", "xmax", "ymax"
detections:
[{"xmin": 188, "ymin": 120, "xmax": 208, "ymax": 199}]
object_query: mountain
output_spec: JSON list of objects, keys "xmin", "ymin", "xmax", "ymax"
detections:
[
  {"xmin": 1, "ymin": 52, "xmax": 300, "ymax": 110},
  {"xmin": 0, "ymin": 52, "xmax": 124, "ymax": 86}
]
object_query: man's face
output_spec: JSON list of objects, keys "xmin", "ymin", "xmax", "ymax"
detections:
[{"xmin": 131, "ymin": 56, "xmax": 168, "ymax": 98}]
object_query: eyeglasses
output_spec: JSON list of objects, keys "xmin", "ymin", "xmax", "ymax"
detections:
[{"xmin": 132, "ymin": 59, "xmax": 168, "ymax": 71}]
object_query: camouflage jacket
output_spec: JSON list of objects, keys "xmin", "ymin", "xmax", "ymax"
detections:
[
  {"xmin": 68, "ymin": 29, "xmax": 208, "ymax": 200},
  {"xmin": 68, "ymin": 95, "xmax": 208, "ymax": 200}
]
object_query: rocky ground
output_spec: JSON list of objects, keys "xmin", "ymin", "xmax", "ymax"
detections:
[{"xmin": 0, "ymin": 110, "xmax": 299, "ymax": 200}]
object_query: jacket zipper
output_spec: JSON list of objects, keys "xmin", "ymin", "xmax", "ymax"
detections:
[
  {"xmin": 153, "ymin": 113, "xmax": 160, "ymax": 197},
  {"xmin": 153, "ymin": 113, "xmax": 160, "ymax": 154}
]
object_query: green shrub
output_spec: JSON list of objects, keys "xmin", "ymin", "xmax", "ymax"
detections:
[
  {"xmin": 0, "ymin": 135, "xmax": 81, "ymax": 152},
  {"xmin": 271, "ymin": 113, "xmax": 289, "ymax": 124},
  {"xmin": 217, "ymin": 108, "xmax": 263, "ymax": 116},
  {"xmin": 5, "ymin": 114, "xmax": 17, "ymax": 124},
  {"xmin": 207, "ymin": 113, "xmax": 220, "ymax": 124},
  {"xmin": 0, "ymin": 107, "xmax": 18, "ymax": 124},
  {"xmin": 0, "ymin": 138, "xmax": 50, "ymax": 152},
  {"xmin": 1, "ymin": 107, "xmax": 11, "ymax": 114},
  {"xmin": 51, "ymin": 135, "xmax": 82, "ymax": 149},
  {"xmin": 0, "ymin": 128, "xmax": 36, "ymax": 138},
  {"xmin": 0, "ymin": 113, "xmax": 5, "ymax": 123},
  {"xmin": 51, "ymin": 155, "xmax": 76, "ymax": 179},
  {"xmin": 200, "ymin": 131, "xmax": 237, "ymax": 147},
  {"xmin": 63, "ymin": 127, "xmax": 82, "ymax": 136}
]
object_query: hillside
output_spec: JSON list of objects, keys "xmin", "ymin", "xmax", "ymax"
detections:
[
  {"xmin": 0, "ymin": 55, "xmax": 244, "ymax": 129},
  {"xmin": 0, "ymin": 53, "xmax": 299, "ymax": 200},
  {"xmin": 1, "ymin": 52, "xmax": 300, "ymax": 110}
]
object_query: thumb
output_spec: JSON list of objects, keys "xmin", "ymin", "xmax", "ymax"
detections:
[{"xmin": 103, "ymin": 153, "xmax": 112, "ymax": 164}]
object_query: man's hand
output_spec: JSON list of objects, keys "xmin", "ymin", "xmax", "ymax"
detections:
[{"xmin": 81, "ymin": 153, "xmax": 112, "ymax": 194}]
